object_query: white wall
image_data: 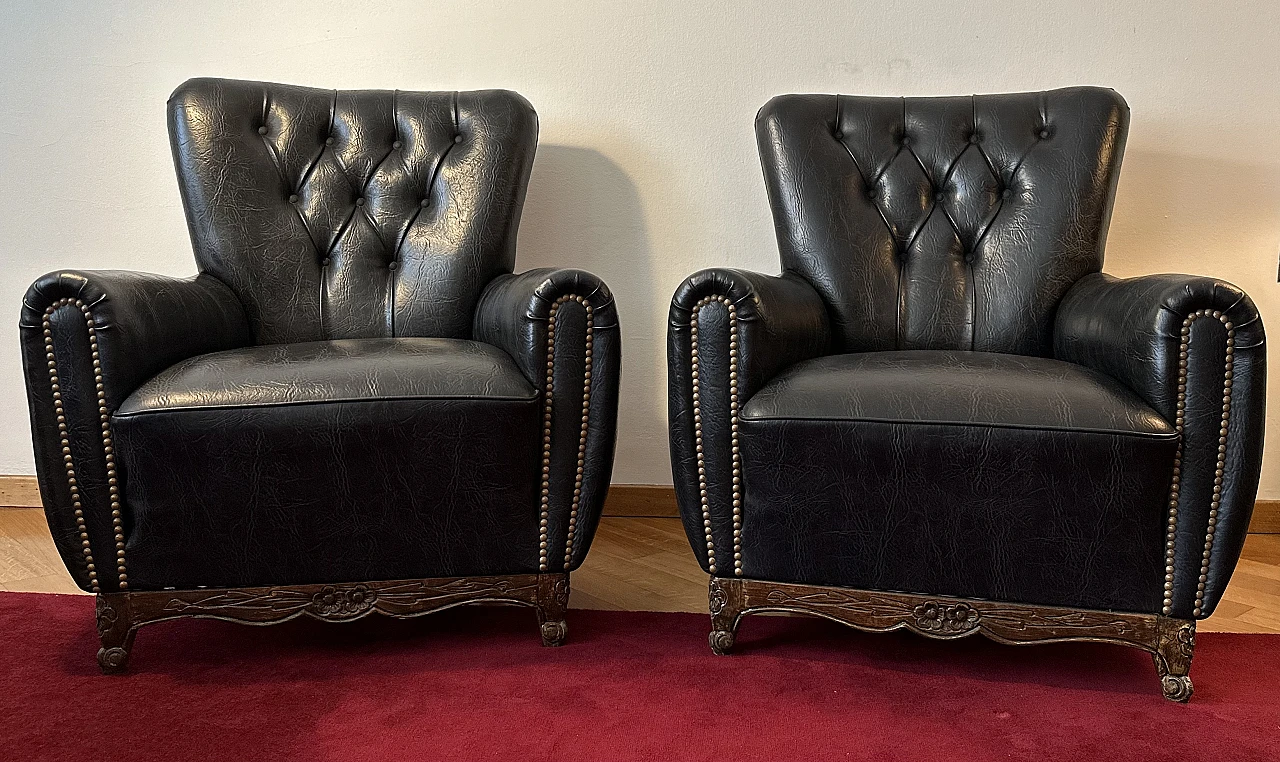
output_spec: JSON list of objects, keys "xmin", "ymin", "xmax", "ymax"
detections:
[{"xmin": 2, "ymin": 0, "xmax": 1279, "ymax": 494}]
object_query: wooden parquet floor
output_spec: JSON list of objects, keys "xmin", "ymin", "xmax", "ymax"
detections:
[{"xmin": 2, "ymin": 509, "xmax": 1277, "ymax": 633}]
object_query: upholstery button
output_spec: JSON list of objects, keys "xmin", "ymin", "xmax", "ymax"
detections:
[
  {"xmin": 833, "ymin": 130, "xmax": 844, "ymax": 140},
  {"xmin": 866, "ymin": 190, "xmax": 876, "ymax": 200},
  {"xmin": 969, "ymin": 133, "xmax": 981, "ymax": 144},
  {"xmin": 288, "ymin": 194, "xmax": 299, "ymax": 204},
  {"xmin": 935, "ymin": 192, "xmax": 945, "ymax": 202},
  {"xmin": 1039, "ymin": 129, "xmax": 1051, "ymax": 139},
  {"xmin": 388, "ymin": 261, "xmax": 399, "ymax": 271},
  {"xmin": 325, "ymin": 137, "xmax": 335, "ymax": 146},
  {"xmin": 257, "ymin": 126, "xmax": 268, "ymax": 135},
  {"xmin": 420, "ymin": 198, "xmax": 430, "ymax": 208},
  {"xmin": 320, "ymin": 257, "xmax": 331, "ymax": 267},
  {"xmin": 393, "ymin": 140, "xmax": 402, "ymax": 149},
  {"xmin": 454, "ymin": 134, "xmax": 463, "ymax": 143},
  {"xmin": 1002, "ymin": 188, "xmax": 1012, "ymax": 198},
  {"xmin": 355, "ymin": 197, "xmax": 366, "ymax": 206},
  {"xmin": 900, "ymin": 136, "xmax": 911, "ymax": 146}
]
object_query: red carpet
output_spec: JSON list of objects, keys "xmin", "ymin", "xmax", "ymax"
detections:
[{"xmin": 1, "ymin": 592, "xmax": 1277, "ymax": 761}]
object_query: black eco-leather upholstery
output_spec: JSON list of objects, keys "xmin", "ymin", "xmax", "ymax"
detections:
[
  {"xmin": 168, "ymin": 79, "xmax": 536, "ymax": 344},
  {"xmin": 20, "ymin": 78, "xmax": 620, "ymax": 594},
  {"xmin": 114, "ymin": 339, "xmax": 542, "ymax": 589},
  {"xmin": 739, "ymin": 351, "xmax": 1178, "ymax": 611},
  {"xmin": 668, "ymin": 87, "xmax": 1265, "ymax": 619}
]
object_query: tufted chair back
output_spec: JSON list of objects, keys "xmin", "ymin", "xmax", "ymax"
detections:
[
  {"xmin": 167, "ymin": 78, "xmax": 538, "ymax": 344},
  {"xmin": 756, "ymin": 87, "xmax": 1128, "ymax": 356}
]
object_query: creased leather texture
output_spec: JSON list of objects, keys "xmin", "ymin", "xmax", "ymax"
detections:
[
  {"xmin": 19, "ymin": 270, "xmax": 251, "ymax": 592},
  {"xmin": 738, "ymin": 351, "xmax": 1178, "ymax": 611},
  {"xmin": 113, "ymin": 339, "xmax": 541, "ymax": 589},
  {"xmin": 473, "ymin": 268, "xmax": 621, "ymax": 571},
  {"xmin": 117, "ymin": 338, "xmax": 535, "ymax": 415},
  {"xmin": 668, "ymin": 87, "xmax": 1265, "ymax": 620},
  {"xmin": 756, "ymin": 87, "xmax": 1127, "ymax": 355},
  {"xmin": 19, "ymin": 78, "xmax": 620, "ymax": 594},
  {"xmin": 668, "ymin": 269, "xmax": 830, "ymax": 571},
  {"xmin": 169, "ymin": 78, "xmax": 537, "ymax": 344},
  {"xmin": 1056, "ymin": 274, "xmax": 1266, "ymax": 617},
  {"xmin": 743, "ymin": 351, "xmax": 1175, "ymax": 437}
]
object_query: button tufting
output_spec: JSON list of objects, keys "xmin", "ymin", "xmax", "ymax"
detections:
[
  {"xmin": 325, "ymin": 137, "xmax": 334, "ymax": 146},
  {"xmin": 935, "ymin": 192, "xmax": 945, "ymax": 203},
  {"xmin": 257, "ymin": 126, "xmax": 268, "ymax": 135},
  {"xmin": 969, "ymin": 134, "xmax": 981, "ymax": 144},
  {"xmin": 900, "ymin": 136, "xmax": 911, "ymax": 146},
  {"xmin": 454, "ymin": 134, "xmax": 463, "ymax": 143},
  {"xmin": 1039, "ymin": 129, "xmax": 1051, "ymax": 139},
  {"xmin": 866, "ymin": 189, "xmax": 876, "ymax": 200},
  {"xmin": 1002, "ymin": 188, "xmax": 1012, "ymax": 199},
  {"xmin": 355, "ymin": 197, "xmax": 366, "ymax": 206},
  {"xmin": 420, "ymin": 198, "xmax": 430, "ymax": 208},
  {"xmin": 320, "ymin": 257, "xmax": 331, "ymax": 267},
  {"xmin": 387, "ymin": 261, "xmax": 399, "ymax": 271},
  {"xmin": 392, "ymin": 140, "xmax": 402, "ymax": 149},
  {"xmin": 833, "ymin": 130, "xmax": 844, "ymax": 140},
  {"xmin": 288, "ymin": 194, "xmax": 299, "ymax": 204}
]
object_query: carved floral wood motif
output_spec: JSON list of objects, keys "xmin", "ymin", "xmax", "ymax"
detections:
[
  {"xmin": 707, "ymin": 576, "xmax": 1196, "ymax": 702},
  {"xmin": 94, "ymin": 573, "xmax": 570, "ymax": 674}
]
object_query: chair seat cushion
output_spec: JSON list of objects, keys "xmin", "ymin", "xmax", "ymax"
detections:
[
  {"xmin": 742, "ymin": 350, "xmax": 1175, "ymax": 436},
  {"xmin": 738, "ymin": 350, "xmax": 1179, "ymax": 613},
  {"xmin": 113, "ymin": 338, "xmax": 543, "ymax": 590},
  {"xmin": 116, "ymin": 338, "xmax": 536, "ymax": 414}
]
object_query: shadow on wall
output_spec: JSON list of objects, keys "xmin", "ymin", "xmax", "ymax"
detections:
[
  {"xmin": 1107, "ymin": 150, "xmax": 1280, "ymax": 283},
  {"xmin": 1107, "ymin": 148, "xmax": 1280, "ymax": 498},
  {"xmin": 516, "ymin": 144, "xmax": 665, "ymax": 484}
]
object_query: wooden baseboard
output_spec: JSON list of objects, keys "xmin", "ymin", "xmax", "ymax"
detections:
[
  {"xmin": 1250, "ymin": 500, "xmax": 1280, "ymax": 533},
  {"xmin": 0, "ymin": 476, "xmax": 40, "ymax": 509},
  {"xmin": 602, "ymin": 484, "xmax": 679, "ymax": 517},
  {"xmin": 1, "ymin": 475, "xmax": 1276, "ymax": 531}
]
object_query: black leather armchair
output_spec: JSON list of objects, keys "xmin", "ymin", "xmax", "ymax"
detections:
[
  {"xmin": 668, "ymin": 87, "xmax": 1264, "ymax": 702},
  {"xmin": 20, "ymin": 78, "xmax": 620, "ymax": 672}
]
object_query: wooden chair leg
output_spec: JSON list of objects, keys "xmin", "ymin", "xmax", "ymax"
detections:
[
  {"xmin": 536, "ymin": 573, "xmax": 569, "ymax": 647},
  {"xmin": 95, "ymin": 594, "xmax": 135, "ymax": 674},
  {"xmin": 1154, "ymin": 618, "xmax": 1196, "ymax": 702},
  {"xmin": 709, "ymin": 577, "xmax": 743, "ymax": 655}
]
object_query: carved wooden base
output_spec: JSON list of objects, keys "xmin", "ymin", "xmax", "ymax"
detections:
[
  {"xmin": 93, "ymin": 573, "xmax": 571, "ymax": 673},
  {"xmin": 708, "ymin": 577, "xmax": 1196, "ymax": 702}
]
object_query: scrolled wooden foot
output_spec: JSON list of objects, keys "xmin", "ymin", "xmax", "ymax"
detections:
[
  {"xmin": 708, "ymin": 576, "xmax": 743, "ymax": 655},
  {"xmin": 541, "ymin": 620, "xmax": 568, "ymax": 647},
  {"xmin": 1154, "ymin": 617, "xmax": 1196, "ymax": 703},
  {"xmin": 535, "ymin": 573, "xmax": 570, "ymax": 647},
  {"xmin": 95, "ymin": 594, "xmax": 135, "ymax": 675},
  {"xmin": 1159, "ymin": 673, "xmax": 1194, "ymax": 703},
  {"xmin": 709, "ymin": 629, "xmax": 735, "ymax": 655},
  {"xmin": 97, "ymin": 646, "xmax": 130, "ymax": 674}
]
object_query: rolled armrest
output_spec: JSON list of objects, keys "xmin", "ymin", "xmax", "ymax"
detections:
[
  {"xmin": 19, "ymin": 269, "xmax": 251, "ymax": 592},
  {"xmin": 1054, "ymin": 272, "xmax": 1265, "ymax": 618},
  {"xmin": 473, "ymin": 268, "xmax": 620, "ymax": 573},
  {"xmin": 667, "ymin": 268, "xmax": 830, "ymax": 575}
]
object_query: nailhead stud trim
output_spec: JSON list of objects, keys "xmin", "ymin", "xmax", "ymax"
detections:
[
  {"xmin": 538, "ymin": 295, "xmax": 594, "ymax": 572},
  {"xmin": 42, "ymin": 298, "xmax": 128, "ymax": 591},
  {"xmin": 563, "ymin": 297, "xmax": 594, "ymax": 571},
  {"xmin": 691, "ymin": 295, "xmax": 743, "ymax": 577},
  {"xmin": 1163, "ymin": 309, "xmax": 1233, "ymax": 616}
]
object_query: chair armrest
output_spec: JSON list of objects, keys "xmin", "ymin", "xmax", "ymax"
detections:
[
  {"xmin": 1054, "ymin": 272, "xmax": 1265, "ymax": 618},
  {"xmin": 473, "ymin": 268, "xmax": 620, "ymax": 572},
  {"xmin": 19, "ymin": 269, "xmax": 251, "ymax": 592},
  {"xmin": 667, "ymin": 268, "xmax": 830, "ymax": 575}
]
